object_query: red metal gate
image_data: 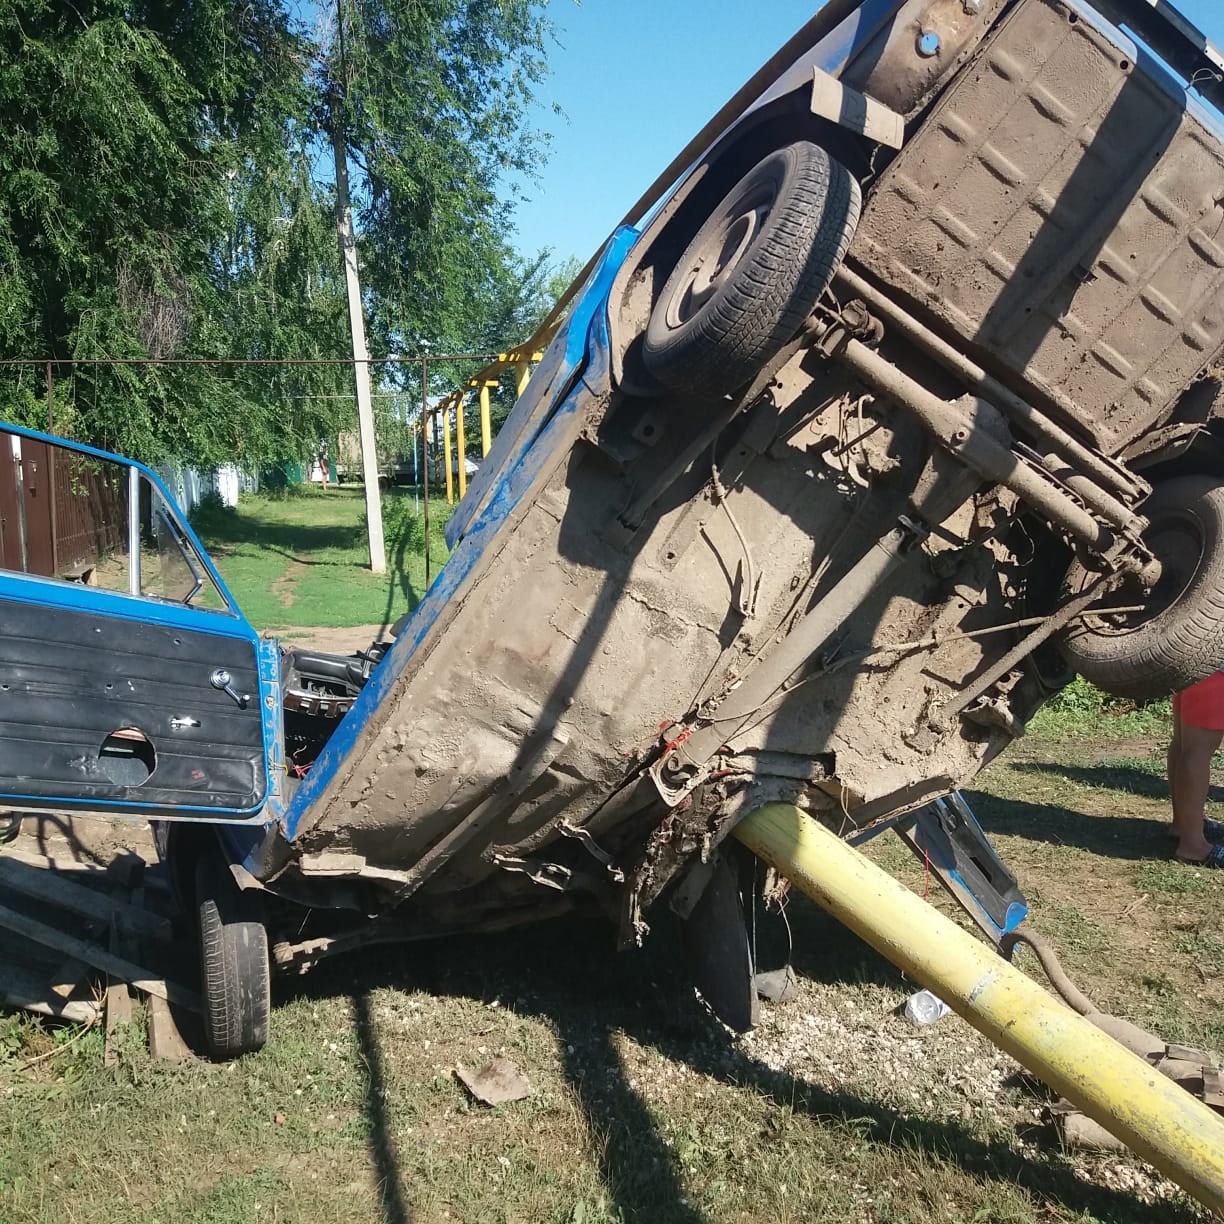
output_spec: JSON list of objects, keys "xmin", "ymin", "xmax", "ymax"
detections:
[{"xmin": 0, "ymin": 436, "xmax": 126, "ymax": 579}]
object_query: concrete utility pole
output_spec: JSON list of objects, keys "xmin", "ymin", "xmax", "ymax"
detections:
[{"xmin": 331, "ymin": 121, "xmax": 386, "ymax": 574}]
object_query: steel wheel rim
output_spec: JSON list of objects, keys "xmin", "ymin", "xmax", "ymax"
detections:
[{"xmin": 663, "ymin": 180, "xmax": 776, "ymax": 330}]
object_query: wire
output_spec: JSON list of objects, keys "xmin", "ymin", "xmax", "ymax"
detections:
[
  {"xmin": 698, "ymin": 604, "xmax": 1148, "ymax": 741},
  {"xmin": 708, "ymin": 448, "xmax": 758, "ymax": 617}
]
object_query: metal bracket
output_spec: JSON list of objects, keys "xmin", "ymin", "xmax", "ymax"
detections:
[
  {"xmin": 809, "ymin": 67, "xmax": 904, "ymax": 149},
  {"xmin": 558, "ymin": 821, "xmax": 625, "ymax": 883}
]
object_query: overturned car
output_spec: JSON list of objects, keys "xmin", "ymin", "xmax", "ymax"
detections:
[{"xmin": 1, "ymin": 0, "xmax": 1223, "ymax": 1059}]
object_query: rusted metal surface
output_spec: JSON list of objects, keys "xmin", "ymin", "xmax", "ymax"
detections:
[
  {"xmin": 0, "ymin": 436, "xmax": 125, "ymax": 578},
  {"xmin": 852, "ymin": 0, "xmax": 1224, "ymax": 453},
  {"xmin": 287, "ymin": 328, "xmax": 1054, "ymax": 927},
  {"xmin": 29, "ymin": 0, "xmax": 1190, "ymax": 968},
  {"xmin": 49, "ymin": 448, "xmax": 126, "ymax": 576}
]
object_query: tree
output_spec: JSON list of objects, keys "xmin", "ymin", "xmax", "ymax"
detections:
[
  {"xmin": 0, "ymin": 0, "xmax": 325, "ymax": 462},
  {"xmin": 319, "ymin": 0, "xmax": 553, "ymax": 354},
  {"xmin": 0, "ymin": 0, "xmax": 557, "ymax": 469}
]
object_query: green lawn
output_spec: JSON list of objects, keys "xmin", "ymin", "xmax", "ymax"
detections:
[{"xmin": 190, "ymin": 485, "xmax": 453, "ymax": 630}]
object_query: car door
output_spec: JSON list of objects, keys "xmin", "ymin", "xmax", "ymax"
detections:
[{"xmin": 0, "ymin": 424, "xmax": 273, "ymax": 821}]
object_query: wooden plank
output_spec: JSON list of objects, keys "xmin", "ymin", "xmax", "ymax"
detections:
[
  {"xmin": 2, "ymin": 847, "xmax": 106, "ymax": 874},
  {"xmin": 47, "ymin": 958, "xmax": 87, "ymax": 1000},
  {"xmin": 0, "ymin": 857, "xmax": 170, "ymax": 943},
  {"xmin": 0, "ymin": 964, "xmax": 98, "ymax": 1025},
  {"xmin": 0, "ymin": 902, "xmax": 199, "ymax": 1012},
  {"xmin": 147, "ymin": 995, "xmax": 195, "ymax": 1063},
  {"xmin": 104, "ymin": 920, "xmax": 132, "ymax": 1067},
  {"xmin": 104, "ymin": 983, "xmax": 133, "ymax": 1067}
]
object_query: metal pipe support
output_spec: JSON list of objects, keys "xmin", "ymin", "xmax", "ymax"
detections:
[
  {"xmin": 733, "ymin": 804, "xmax": 1224, "ymax": 1216},
  {"xmin": 833, "ymin": 266, "xmax": 1147, "ymax": 507},
  {"xmin": 837, "ymin": 338, "xmax": 1115, "ymax": 554}
]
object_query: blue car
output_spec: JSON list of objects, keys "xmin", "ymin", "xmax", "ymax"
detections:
[{"xmin": 1, "ymin": 0, "xmax": 1222, "ymax": 1057}]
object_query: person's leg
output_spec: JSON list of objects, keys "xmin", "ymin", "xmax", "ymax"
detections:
[
  {"xmin": 1168, "ymin": 708, "xmax": 1183, "ymax": 828},
  {"xmin": 1171, "ymin": 719, "xmax": 1224, "ymax": 863}
]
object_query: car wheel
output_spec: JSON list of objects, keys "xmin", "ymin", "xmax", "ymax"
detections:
[
  {"xmin": 641, "ymin": 140, "xmax": 860, "ymax": 396},
  {"xmin": 1058, "ymin": 476, "xmax": 1224, "ymax": 700},
  {"xmin": 196, "ymin": 853, "xmax": 271, "ymax": 1059}
]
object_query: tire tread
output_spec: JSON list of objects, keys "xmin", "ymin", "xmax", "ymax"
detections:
[
  {"xmin": 643, "ymin": 141, "xmax": 860, "ymax": 394},
  {"xmin": 1060, "ymin": 477, "xmax": 1224, "ymax": 699},
  {"xmin": 196, "ymin": 858, "xmax": 270, "ymax": 1059}
]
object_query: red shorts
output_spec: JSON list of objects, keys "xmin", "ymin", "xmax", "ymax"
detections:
[{"xmin": 1173, "ymin": 671, "xmax": 1224, "ymax": 731}]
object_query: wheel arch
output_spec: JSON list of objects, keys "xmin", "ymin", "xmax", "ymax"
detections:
[
  {"xmin": 158, "ymin": 820, "xmax": 224, "ymax": 915},
  {"xmin": 1124, "ymin": 377, "xmax": 1224, "ymax": 480},
  {"xmin": 607, "ymin": 92, "xmax": 884, "ymax": 396}
]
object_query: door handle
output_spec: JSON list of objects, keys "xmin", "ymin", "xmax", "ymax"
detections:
[{"xmin": 209, "ymin": 668, "xmax": 250, "ymax": 708}]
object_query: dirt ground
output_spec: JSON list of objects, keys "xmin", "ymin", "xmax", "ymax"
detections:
[{"xmin": 273, "ymin": 624, "xmax": 392, "ymax": 655}]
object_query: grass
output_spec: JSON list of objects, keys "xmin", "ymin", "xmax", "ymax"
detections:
[
  {"xmin": 1029, "ymin": 677, "xmax": 1172, "ymax": 740},
  {"xmin": 189, "ymin": 485, "xmax": 453, "ymax": 631},
  {"xmin": 3, "ymin": 722, "xmax": 1222, "ymax": 1222}
]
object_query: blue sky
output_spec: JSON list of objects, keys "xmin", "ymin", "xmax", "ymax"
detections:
[{"xmin": 508, "ymin": 0, "xmax": 1224, "ymax": 265}]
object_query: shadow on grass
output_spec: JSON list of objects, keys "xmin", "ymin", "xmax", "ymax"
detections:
[
  {"xmin": 1005, "ymin": 761, "xmax": 1224, "ymax": 807},
  {"xmin": 198, "ymin": 514, "xmax": 365, "ymax": 565},
  {"xmin": 195, "ymin": 494, "xmax": 429, "ymax": 630},
  {"xmin": 379, "ymin": 516, "xmax": 421, "ymax": 637},
  {"xmin": 965, "ymin": 787, "xmax": 1173, "ymax": 861},
  {"xmin": 280, "ymin": 901, "xmax": 1199, "ymax": 1224},
  {"xmin": 354, "ymin": 991, "xmax": 413, "ymax": 1224},
  {"xmin": 964, "ymin": 755, "xmax": 1224, "ymax": 861}
]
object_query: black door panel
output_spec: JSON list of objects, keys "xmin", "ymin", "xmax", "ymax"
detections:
[{"xmin": 0, "ymin": 597, "xmax": 266, "ymax": 812}]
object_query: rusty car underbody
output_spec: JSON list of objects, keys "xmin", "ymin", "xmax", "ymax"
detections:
[{"xmin": 239, "ymin": 0, "xmax": 1224, "ymax": 983}]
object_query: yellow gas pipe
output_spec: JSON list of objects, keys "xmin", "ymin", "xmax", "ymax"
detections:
[{"xmin": 733, "ymin": 803, "xmax": 1224, "ymax": 1215}]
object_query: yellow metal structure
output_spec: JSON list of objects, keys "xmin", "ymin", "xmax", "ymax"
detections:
[
  {"xmin": 470, "ymin": 379, "xmax": 498, "ymax": 457},
  {"xmin": 436, "ymin": 350, "xmax": 549, "ymax": 502},
  {"xmin": 498, "ymin": 348, "xmax": 545, "ymax": 398},
  {"xmin": 455, "ymin": 397, "xmax": 468, "ymax": 499},
  {"xmin": 733, "ymin": 803, "xmax": 1224, "ymax": 1216},
  {"xmin": 442, "ymin": 407, "xmax": 454, "ymax": 505}
]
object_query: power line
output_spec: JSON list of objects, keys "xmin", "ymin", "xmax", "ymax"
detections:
[{"xmin": 0, "ymin": 354, "xmax": 496, "ymax": 367}]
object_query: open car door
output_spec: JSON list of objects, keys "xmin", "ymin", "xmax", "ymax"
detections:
[{"xmin": 0, "ymin": 424, "xmax": 273, "ymax": 822}]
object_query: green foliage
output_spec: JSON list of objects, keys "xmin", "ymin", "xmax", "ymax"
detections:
[
  {"xmin": 0, "ymin": 0, "xmax": 560, "ymax": 469},
  {"xmin": 378, "ymin": 490, "xmax": 426, "ymax": 551},
  {"xmin": 0, "ymin": 0, "xmax": 327, "ymax": 462},
  {"xmin": 185, "ymin": 489, "xmax": 234, "ymax": 535},
  {"xmin": 1030, "ymin": 676, "xmax": 1172, "ymax": 739},
  {"xmin": 324, "ymin": 0, "xmax": 554, "ymax": 353},
  {"xmin": 374, "ymin": 487, "xmax": 450, "ymax": 563},
  {"xmin": 0, "ymin": 1011, "xmax": 40, "ymax": 1060}
]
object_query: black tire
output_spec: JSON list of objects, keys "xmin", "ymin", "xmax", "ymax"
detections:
[
  {"xmin": 641, "ymin": 140, "xmax": 860, "ymax": 396},
  {"xmin": 196, "ymin": 854, "xmax": 270, "ymax": 1059},
  {"xmin": 1058, "ymin": 476, "xmax": 1224, "ymax": 700}
]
